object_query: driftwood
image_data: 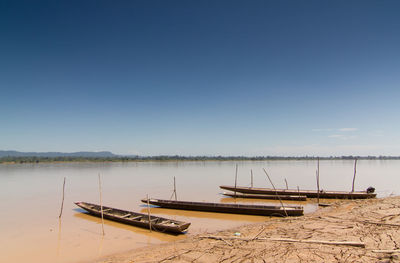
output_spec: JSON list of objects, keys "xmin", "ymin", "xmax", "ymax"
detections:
[
  {"xmin": 372, "ymin": 249, "xmax": 400, "ymax": 253},
  {"xmin": 198, "ymin": 235, "xmax": 365, "ymax": 248},
  {"xmin": 267, "ymin": 237, "xmax": 365, "ymax": 248},
  {"xmin": 318, "ymin": 203, "xmax": 332, "ymax": 207},
  {"xmin": 159, "ymin": 249, "xmax": 193, "ymax": 262},
  {"xmin": 361, "ymin": 220, "xmax": 400, "ymax": 227},
  {"xmin": 324, "ymin": 215, "xmax": 400, "ymax": 227},
  {"xmin": 252, "ymin": 226, "xmax": 266, "ymax": 240}
]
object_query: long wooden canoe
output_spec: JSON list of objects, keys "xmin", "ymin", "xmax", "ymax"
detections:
[
  {"xmin": 75, "ymin": 201, "xmax": 190, "ymax": 234},
  {"xmin": 222, "ymin": 192, "xmax": 307, "ymax": 201},
  {"xmin": 220, "ymin": 185, "xmax": 377, "ymax": 199},
  {"xmin": 141, "ymin": 198, "xmax": 303, "ymax": 216}
]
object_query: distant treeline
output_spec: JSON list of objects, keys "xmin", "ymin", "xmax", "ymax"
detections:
[{"xmin": 1, "ymin": 155, "xmax": 400, "ymax": 164}]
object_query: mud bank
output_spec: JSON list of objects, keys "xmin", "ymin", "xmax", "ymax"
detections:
[{"xmin": 92, "ymin": 196, "xmax": 400, "ymax": 263}]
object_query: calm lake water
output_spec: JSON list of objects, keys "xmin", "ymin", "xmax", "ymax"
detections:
[{"xmin": 0, "ymin": 160, "xmax": 398, "ymax": 263}]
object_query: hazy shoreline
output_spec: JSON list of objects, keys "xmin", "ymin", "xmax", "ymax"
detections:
[{"xmin": 2, "ymin": 155, "xmax": 400, "ymax": 165}]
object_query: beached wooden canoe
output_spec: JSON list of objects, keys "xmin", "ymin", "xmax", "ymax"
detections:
[
  {"xmin": 75, "ymin": 201, "xmax": 190, "ymax": 234},
  {"xmin": 220, "ymin": 185, "xmax": 377, "ymax": 199},
  {"xmin": 141, "ymin": 198, "xmax": 303, "ymax": 216},
  {"xmin": 222, "ymin": 192, "xmax": 307, "ymax": 201}
]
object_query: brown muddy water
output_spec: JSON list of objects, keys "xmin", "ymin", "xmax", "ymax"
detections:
[{"xmin": 0, "ymin": 160, "xmax": 398, "ymax": 263}]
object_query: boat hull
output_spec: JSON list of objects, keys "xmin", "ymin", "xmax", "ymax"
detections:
[
  {"xmin": 223, "ymin": 192, "xmax": 307, "ymax": 201},
  {"xmin": 75, "ymin": 202, "xmax": 190, "ymax": 234},
  {"xmin": 220, "ymin": 185, "xmax": 377, "ymax": 199},
  {"xmin": 141, "ymin": 198, "xmax": 303, "ymax": 217}
]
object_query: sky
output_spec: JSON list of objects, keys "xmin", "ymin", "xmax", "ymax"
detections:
[{"xmin": 1, "ymin": 0, "xmax": 400, "ymax": 156}]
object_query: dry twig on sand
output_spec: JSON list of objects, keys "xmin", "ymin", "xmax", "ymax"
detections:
[{"xmin": 198, "ymin": 235, "xmax": 365, "ymax": 248}]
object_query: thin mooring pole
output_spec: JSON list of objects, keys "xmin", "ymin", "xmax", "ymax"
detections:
[
  {"xmin": 147, "ymin": 194, "xmax": 152, "ymax": 232},
  {"xmin": 284, "ymin": 178, "xmax": 288, "ymax": 190},
  {"xmin": 263, "ymin": 168, "xmax": 288, "ymax": 217},
  {"xmin": 251, "ymin": 169, "xmax": 253, "ymax": 188},
  {"xmin": 58, "ymin": 177, "xmax": 66, "ymax": 218},
  {"xmin": 316, "ymin": 158, "xmax": 320, "ymax": 205},
  {"xmin": 352, "ymin": 159, "xmax": 357, "ymax": 192},
  {"xmin": 234, "ymin": 164, "xmax": 238, "ymax": 197},
  {"xmin": 174, "ymin": 176, "xmax": 177, "ymax": 200},
  {"xmin": 169, "ymin": 176, "xmax": 178, "ymax": 200},
  {"xmin": 98, "ymin": 174, "xmax": 105, "ymax": 235}
]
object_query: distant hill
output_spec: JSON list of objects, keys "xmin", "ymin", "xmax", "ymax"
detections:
[{"xmin": 0, "ymin": 150, "xmax": 117, "ymax": 158}]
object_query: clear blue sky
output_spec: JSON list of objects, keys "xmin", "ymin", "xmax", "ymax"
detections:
[{"xmin": 1, "ymin": 0, "xmax": 399, "ymax": 156}]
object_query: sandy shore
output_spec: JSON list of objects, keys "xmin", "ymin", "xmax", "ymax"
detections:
[{"xmin": 92, "ymin": 196, "xmax": 400, "ymax": 263}]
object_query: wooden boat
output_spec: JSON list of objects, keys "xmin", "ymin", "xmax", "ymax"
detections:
[
  {"xmin": 222, "ymin": 192, "xmax": 307, "ymax": 201},
  {"xmin": 220, "ymin": 185, "xmax": 377, "ymax": 199},
  {"xmin": 141, "ymin": 198, "xmax": 303, "ymax": 216},
  {"xmin": 75, "ymin": 201, "xmax": 190, "ymax": 234}
]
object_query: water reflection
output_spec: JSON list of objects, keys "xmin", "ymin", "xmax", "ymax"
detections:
[
  {"xmin": 219, "ymin": 196, "xmax": 305, "ymax": 205},
  {"xmin": 56, "ymin": 218, "xmax": 62, "ymax": 261},
  {"xmin": 97, "ymin": 235, "xmax": 104, "ymax": 258},
  {"xmin": 139, "ymin": 207, "xmax": 269, "ymax": 222},
  {"xmin": 73, "ymin": 212, "xmax": 187, "ymax": 241},
  {"xmin": 219, "ymin": 197, "xmax": 318, "ymax": 213}
]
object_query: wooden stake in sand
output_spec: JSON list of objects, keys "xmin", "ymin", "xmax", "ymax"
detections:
[
  {"xmin": 58, "ymin": 177, "xmax": 66, "ymax": 218},
  {"xmin": 316, "ymin": 158, "xmax": 320, "ymax": 205},
  {"xmin": 147, "ymin": 194, "xmax": 152, "ymax": 232},
  {"xmin": 263, "ymin": 168, "xmax": 288, "ymax": 217},
  {"xmin": 352, "ymin": 158, "xmax": 357, "ymax": 192},
  {"xmin": 98, "ymin": 174, "xmax": 105, "ymax": 235}
]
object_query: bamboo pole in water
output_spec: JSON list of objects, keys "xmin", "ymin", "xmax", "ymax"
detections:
[
  {"xmin": 174, "ymin": 176, "xmax": 177, "ymax": 201},
  {"xmin": 170, "ymin": 176, "xmax": 178, "ymax": 200},
  {"xmin": 250, "ymin": 169, "xmax": 253, "ymax": 188},
  {"xmin": 147, "ymin": 194, "xmax": 152, "ymax": 232},
  {"xmin": 234, "ymin": 164, "xmax": 238, "ymax": 197},
  {"xmin": 98, "ymin": 174, "xmax": 105, "ymax": 235},
  {"xmin": 352, "ymin": 159, "xmax": 357, "ymax": 192},
  {"xmin": 58, "ymin": 177, "xmax": 66, "ymax": 218},
  {"xmin": 263, "ymin": 168, "xmax": 288, "ymax": 217},
  {"xmin": 284, "ymin": 178, "xmax": 288, "ymax": 190}
]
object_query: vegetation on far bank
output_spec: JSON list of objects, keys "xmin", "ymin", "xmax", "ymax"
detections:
[{"xmin": 1, "ymin": 155, "xmax": 400, "ymax": 164}]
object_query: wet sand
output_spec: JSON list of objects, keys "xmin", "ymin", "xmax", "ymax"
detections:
[{"xmin": 91, "ymin": 196, "xmax": 400, "ymax": 263}]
